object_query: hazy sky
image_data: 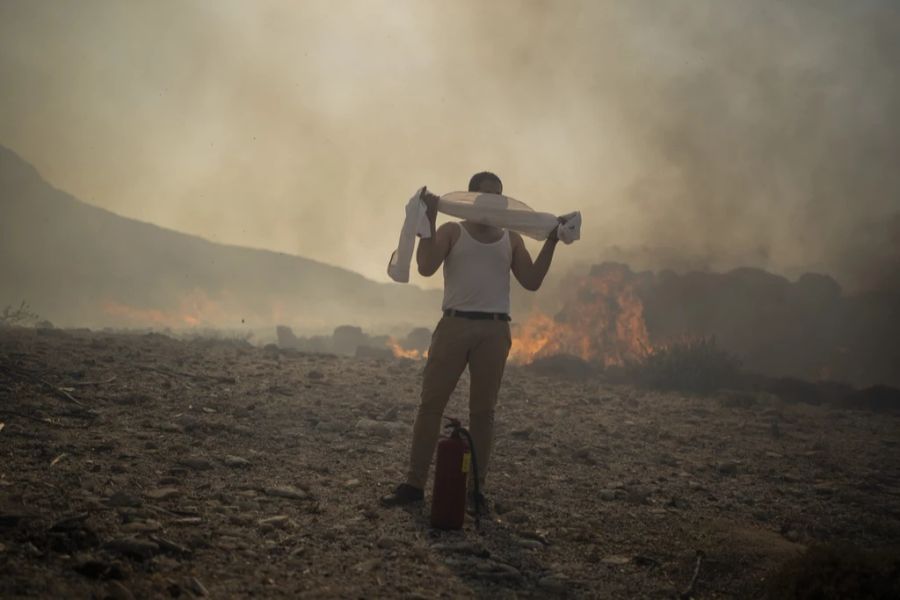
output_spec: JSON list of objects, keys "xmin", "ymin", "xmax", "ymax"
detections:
[{"xmin": 2, "ymin": 0, "xmax": 898, "ymax": 290}]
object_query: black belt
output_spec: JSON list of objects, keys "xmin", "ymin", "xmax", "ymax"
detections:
[{"xmin": 444, "ymin": 309, "xmax": 511, "ymax": 321}]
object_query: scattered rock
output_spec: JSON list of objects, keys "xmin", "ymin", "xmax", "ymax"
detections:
[
  {"xmin": 473, "ymin": 561, "xmax": 523, "ymax": 583},
  {"xmin": 625, "ymin": 485, "xmax": 653, "ymax": 505},
  {"xmin": 24, "ymin": 541, "xmax": 43, "ymax": 558},
  {"xmin": 187, "ymin": 576, "xmax": 208, "ymax": 596},
  {"xmin": 716, "ymin": 460, "xmax": 740, "ymax": 475},
  {"xmin": 431, "ymin": 541, "xmax": 490, "ymax": 558},
  {"xmin": 502, "ymin": 510, "xmax": 531, "ymax": 525},
  {"xmin": 813, "ymin": 482, "xmax": 837, "ymax": 496},
  {"xmin": 538, "ymin": 574, "xmax": 571, "ymax": 593},
  {"xmin": 574, "ymin": 447, "xmax": 597, "ymax": 465},
  {"xmin": 510, "ymin": 427, "xmax": 533, "ymax": 439},
  {"xmin": 307, "ymin": 370, "xmax": 325, "ymax": 380},
  {"xmin": 51, "ymin": 513, "xmax": 90, "ymax": 530},
  {"xmin": 106, "ymin": 537, "xmax": 160, "ymax": 560},
  {"xmin": 108, "ymin": 491, "xmax": 142, "ymax": 508},
  {"xmin": 655, "ymin": 452, "xmax": 679, "ymax": 467},
  {"xmin": 599, "ymin": 489, "xmax": 617, "ymax": 501},
  {"xmin": 264, "ymin": 485, "xmax": 308, "ymax": 500},
  {"xmin": 175, "ymin": 415, "xmax": 204, "ymax": 433},
  {"xmin": 519, "ymin": 529, "xmax": 552, "ymax": 546},
  {"xmin": 106, "ymin": 581, "xmax": 135, "ymax": 600},
  {"xmin": 223, "ymin": 455, "xmax": 251, "ymax": 468},
  {"xmin": 352, "ymin": 558, "xmax": 381, "ymax": 573},
  {"xmin": 73, "ymin": 556, "xmax": 125, "ymax": 580},
  {"xmin": 178, "ymin": 457, "xmax": 213, "ymax": 471},
  {"xmin": 515, "ymin": 537, "xmax": 545, "ymax": 550},
  {"xmin": 634, "ymin": 554, "xmax": 660, "ymax": 567},
  {"xmin": 314, "ymin": 420, "xmax": 344, "ymax": 433},
  {"xmin": 145, "ymin": 487, "xmax": 180, "ymax": 501},
  {"xmin": 376, "ymin": 536, "xmax": 400, "ymax": 549},
  {"xmin": 150, "ymin": 535, "xmax": 192, "ymax": 556},
  {"xmin": 121, "ymin": 520, "xmax": 162, "ymax": 534},
  {"xmin": 666, "ymin": 496, "xmax": 687, "ymax": 509},
  {"xmin": 258, "ymin": 515, "xmax": 290, "ymax": 529}
]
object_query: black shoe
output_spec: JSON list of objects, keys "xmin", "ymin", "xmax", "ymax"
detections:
[{"xmin": 380, "ymin": 483, "xmax": 424, "ymax": 507}]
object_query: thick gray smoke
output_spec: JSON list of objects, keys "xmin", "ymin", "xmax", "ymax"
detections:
[{"xmin": 0, "ymin": 1, "xmax": 898, "ymax": 291}]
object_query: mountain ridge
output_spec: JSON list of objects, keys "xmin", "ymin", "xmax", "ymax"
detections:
[{"xmin": 0, "ymin": 144, "xmax": 441, "ymax": 332}]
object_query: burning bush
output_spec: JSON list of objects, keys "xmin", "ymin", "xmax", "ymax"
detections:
[
  {"xmin": 625, "ymin": 337, "xmax": 742, "ymax": 394},
  {"xmin": 509, "ymin": 263, "xmax": 652, "ymax": 366}
]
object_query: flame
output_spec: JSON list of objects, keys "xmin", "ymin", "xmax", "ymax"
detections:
[
  {"xmin": 387, "ymin": 337, "xmax": 427, "ymax": 360},
  {"xmin": 509, "ymin": 265, "xmax": 652, "ymax": 366},
  {"xmin": 102, "ymin": 290, "xmax": 225, "ymax": 328}
]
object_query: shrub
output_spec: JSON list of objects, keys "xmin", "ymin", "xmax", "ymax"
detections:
[
  {"xmin": 625, "ymin": 337, "xmax": 742, "ymax": 394},
  {"xmin": 0, "ymin": 301, "xmax": 40, "ymax": 327}
]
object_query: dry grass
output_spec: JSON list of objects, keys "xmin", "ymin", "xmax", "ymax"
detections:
[{"xmin": 625, "ymin": 337, "xmax": 743, "ymax": 394}]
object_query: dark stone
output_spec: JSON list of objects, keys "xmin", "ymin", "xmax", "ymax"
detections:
[
  {"xmin": 333, "ymin": 325, "xmax": 367, "ymax": 355},
  {"xmin": 105, "ymin": 537, "xmax": 159, "ymax": 560},
  {"xmin": 73, "ymin": 557, "xmax": 126, "ymax": 580}
]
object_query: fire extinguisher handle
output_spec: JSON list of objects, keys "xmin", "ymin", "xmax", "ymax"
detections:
[{"xmin": 443, "ymin": 417, "xmax": 461, "ymax": 430}]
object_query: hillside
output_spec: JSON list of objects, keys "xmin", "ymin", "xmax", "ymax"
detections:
[{"xmin": 0, "ymin": 145, "xmax": 440, "ymax": 333}]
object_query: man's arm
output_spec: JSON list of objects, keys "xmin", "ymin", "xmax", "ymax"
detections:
[
  {"xmin": 510, "ymin": 230, "xmax": 559, "ymax": 291},
  {"xmin": 416, "ymin": 189, "xmax": 454, "ymax": 277}
]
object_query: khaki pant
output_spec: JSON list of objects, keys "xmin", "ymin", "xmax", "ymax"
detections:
[{"xmin": 405, "ymin": 315, "xmax": 512, "ymax": 491}]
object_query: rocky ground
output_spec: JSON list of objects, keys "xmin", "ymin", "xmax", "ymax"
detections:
[{"xmin": 1, "ymin": 326, "xmax": 898, "ymax": 599}]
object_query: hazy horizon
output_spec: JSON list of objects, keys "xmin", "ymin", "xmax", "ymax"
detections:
[{"xmin": 2, "ymin": 1, "xmax": 899, "ymax": 291}]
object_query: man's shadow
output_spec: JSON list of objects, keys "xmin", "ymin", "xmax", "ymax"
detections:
[{"xmin": 403, "ymin": 504, "xmax": 578, "ymax": 598}]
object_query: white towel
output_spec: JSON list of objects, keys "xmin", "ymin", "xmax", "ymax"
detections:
[
  {"xmin": 388, "ymin": 189, "xmax": 582, "ymax": 283},
  {"xmin": 387, "ymin": 187, "xmax": 428, "ymax": 284}
]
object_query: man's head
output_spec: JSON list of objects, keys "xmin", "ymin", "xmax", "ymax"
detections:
[{"xmin": 468, "ymin": 171, "xmax": 503, "ymax": 194}]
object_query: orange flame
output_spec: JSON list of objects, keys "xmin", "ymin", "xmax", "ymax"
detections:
[
  {"xmin": 510, "ymin": 266, "xmax": 652, "ymax": 366},
  {"xmin": 102, "ymin": 290, "xmax": 226, "ymax": 328},
  {"xmin": 387, "ymin": 337, "xmax": 428, "ymax": 360}
]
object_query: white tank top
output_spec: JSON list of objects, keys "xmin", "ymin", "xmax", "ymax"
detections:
[{"xmin": 442, "ymin": 223, "xmax": 512, "ymax": 313}]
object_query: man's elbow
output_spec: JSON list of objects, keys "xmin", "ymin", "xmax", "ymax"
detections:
[
  {"xmin": 417, "ymin": 261, "xmax": 438, "ymax": 277},
  {"xmin": 521, "ymin": 277, "xmax": 541, "ymax": 292}
]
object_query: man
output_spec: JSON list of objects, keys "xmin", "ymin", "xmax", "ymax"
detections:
[{"xmin": 381, "ymin": 171, "xmax": 564, "ymax": 509}]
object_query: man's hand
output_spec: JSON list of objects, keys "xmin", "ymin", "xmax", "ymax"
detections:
[
  {"xmin": 547, "ymin": 215, "xmax": 568, "ymax": 243},
  {"xmin": 421, "ymin": 187, "xmax": 440, "ymax": 214}
]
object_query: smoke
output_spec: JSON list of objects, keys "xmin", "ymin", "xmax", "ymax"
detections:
[{"xmin": 1, "ymin": 0, "xmax": 898, "ymax": 291}]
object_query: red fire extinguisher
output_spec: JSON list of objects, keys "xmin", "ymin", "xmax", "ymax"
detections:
[{"xmin": 431, "ymin": 417, "xmax": 481, "ymax": 530}]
